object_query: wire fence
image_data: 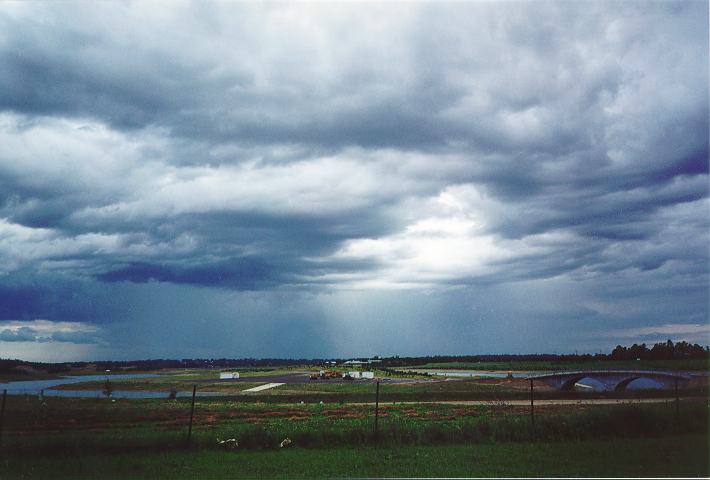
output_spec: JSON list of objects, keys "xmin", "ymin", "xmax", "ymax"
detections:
[{"xmin": 0, "ymin": 376, "xmax": 703, "ymax": 454}]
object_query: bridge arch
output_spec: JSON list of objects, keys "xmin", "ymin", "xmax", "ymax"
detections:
[
  {"xmin": 530, "ymin": 369, "xmax": 691, "ymax": 392},
  {"xmin": 613, "ymin": 376, "xmax": 640, "ymax": 391},
  {"xmin": 560, "ymin": 376, "xmax": 587, "ymax": 391}
]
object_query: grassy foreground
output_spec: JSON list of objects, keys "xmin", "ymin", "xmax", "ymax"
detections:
[
  {"xmin": 4, "ymin": 397, "xmax": 707, "ymax": 453},
  {"xmin": 3, "ymin": 434, "xmax": 706, "ymax": 478}
]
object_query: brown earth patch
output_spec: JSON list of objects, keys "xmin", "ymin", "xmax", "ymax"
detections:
[{"xmin": 451, "ymin": 407, "xmax": 480, "ymax": 416}]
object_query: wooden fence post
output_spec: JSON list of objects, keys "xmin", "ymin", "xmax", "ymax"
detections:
[
  {"xmin": 374, "ymin": 381, "xmax": 380, "ymax": 439},
  {"xmin": 529, "ymin": 379, "xmax": 535, "ymax": 426},
  {"xmin": 187, "ymin": 385, "xmax": 196, "ymax": 446},
  {"xmin": 0, "ymin": 389, "xmax": 6, "ymax": 447}
]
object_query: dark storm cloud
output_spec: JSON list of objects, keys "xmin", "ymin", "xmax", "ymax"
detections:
[
  {"xmin": 96, "ymin": 257, "xmax": 276, "ymax": 290},
  {"xmin": 0, "ymin": 285, "xmax": 43, "ymax": 320},
  {"xmin": 0, "ymin": 280, "xmax": 103, "ymax": 323},
  {"xmin": 0, "ymin": 1, "xmax": 707, "ymax": 358},
  {"xmin": 0, "ymin": 2, "xmax": 699, "ymax": 156}
]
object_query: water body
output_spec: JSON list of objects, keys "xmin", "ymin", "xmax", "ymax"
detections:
[
  {"xmin": 37, "ymin": 389, "xmax": 222, "ymax": 399},
  {"xmin": 0, "ymin": 374, "xmax": 222, "ymax": 399}
]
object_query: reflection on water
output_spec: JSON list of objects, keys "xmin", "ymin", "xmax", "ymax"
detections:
[
  {"xmin": 0, "ymin": 374, "xmax": 222, "ymax": 398},
  {"xmin": 37, "ymin": 389, "xmax": 221, "ymax": 399},
  {"xmin": 574, "ymin": 377, "xmax": 606, "ymax": 391}
]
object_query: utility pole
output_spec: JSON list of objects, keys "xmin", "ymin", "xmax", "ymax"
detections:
[
  {"xmin": 374, "ymin": 381, "xmax": 380, "ymax": 439},
  {"xmin": 0, "ymin": 389, "xmax": 6, "ymax": 447},
  {"xmin": 529, "ymin": 379, "xmax": 535, "ymax": 426},
  {"xmin": 187, "ymin": 385, "xmax": 197, "ymax": 447},
  {"xmin": 674, "ymin": 378, "xmax": 679, "ymax": 420},
  {"xmin": 529, "ymin": 378, "xmax": 535, "ymax": 441}
]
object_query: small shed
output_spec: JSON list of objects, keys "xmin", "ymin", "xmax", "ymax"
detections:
[{"xmin": 219, "ymin": 372, "xmax": 240, "ymax": 380}]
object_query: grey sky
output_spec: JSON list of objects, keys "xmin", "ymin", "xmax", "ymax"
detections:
[{"xmin": 0, "ymin": 1, "xmax": 707, "ymax": 361}]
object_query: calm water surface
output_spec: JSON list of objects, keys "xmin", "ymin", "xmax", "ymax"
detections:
[{"xmin": 0, "ymin": 374, "xmax": 221, "ymax": 398}]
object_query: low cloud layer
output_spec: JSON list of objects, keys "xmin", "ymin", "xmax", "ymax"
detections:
[
  {"xmin": 0, "ymin": 2, "xmax": 707, "ymax": 360},
  {"xmin": 0, "ymin": 319, "xmax": 101, "ymax": 344}
]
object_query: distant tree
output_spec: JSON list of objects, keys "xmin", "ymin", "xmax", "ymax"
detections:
[
  {"xmin": 611, "ymin": 345, "xmax": 627, "ymax": 360},
  {"xmin": 627, "ymin": 343, "xmax": 650, "ymax": 360}
]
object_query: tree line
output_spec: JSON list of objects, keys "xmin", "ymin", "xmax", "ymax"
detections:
[{"xmin": 610, "ymin": 339, "xmax": 708, "ymax": 361}]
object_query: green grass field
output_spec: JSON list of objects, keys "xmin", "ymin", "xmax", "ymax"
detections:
[
  {"xmin": 2, "ymin": 363, "xmax": 708, "ymax": 478},
  {"xmin": 3, "ymin": 394, "xmax": 707, "ymax": 452},
  {"xmin": 3, "ymin": 434, "xmax": 707, "ymax": 478},
  {"xmin": 1, "ymin": 388, "xmax": 707, "ymax": 478}
]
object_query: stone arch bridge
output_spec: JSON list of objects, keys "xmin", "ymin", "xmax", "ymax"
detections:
[{"xmin": 528, "ymin": 370, "xmax": 692, "ymax": 391}]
